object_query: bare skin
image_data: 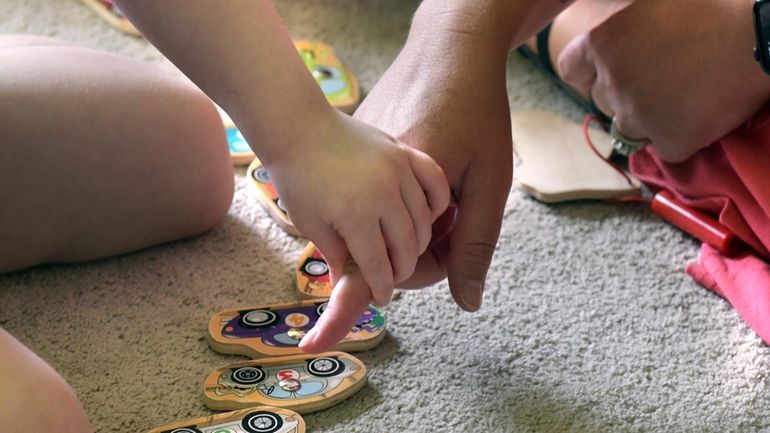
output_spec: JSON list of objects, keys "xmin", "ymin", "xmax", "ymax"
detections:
[
  {"xmin": 311, "ymin": 0, "xmax": 770, "ymax": 349},
  {"xmin": 556, "ymin": 0, "xmax": 770, "ymax": 162},
  {"xmin": 6, "ymin": 1, "xmax": 769, "ymax": 429},
  {"xmin": 523, "ymin": 0, "xmax": 635, "ymax": 102},
  {"xmin": 521, "ymin": 0, "xmax": 770, "ymax": 163},
  {"xmin": 0, "ymin": 329, "xmax": 93, "ymax": 432},
  {"xmin": 0, "ymin": 36, "xmax": 234, "ymax": 272},
  {"xmin": 114, "ymin": 1, "xmax": 451, "ymax": 340},
  {"xmin": 0, "ymin": 35, "xmax": 234, "ymax": 431},
  {"xmin": 305, "ymin": 0, "xmax": 580, "ymax": 352}
]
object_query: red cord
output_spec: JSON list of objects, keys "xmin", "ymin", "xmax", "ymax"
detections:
[
  {"xmin": 581, "ymin": 115, "xmax": 649, "ymax": 203},
  {"xmin": 581, "ymin": 118, "xmax": 745, "ymax": 254},
  {"xmin": 582, "ymin": 115, "xmax": 637, "ymax": 188}
]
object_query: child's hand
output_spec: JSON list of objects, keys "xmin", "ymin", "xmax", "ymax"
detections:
[
  {"xmin": 267, "ymin": 110, "xmax": 449, "ymax": 351},
  {"xmin": 265, "ymin": 109, "xmax": 449, "ymax": 349},
  {"xmin": 298, "ymin": 261, "xmax": 371, "ymax": 353}
]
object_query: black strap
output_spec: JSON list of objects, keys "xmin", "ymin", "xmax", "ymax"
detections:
[{"xmin": 536, "ymin": 23, "xmax": 556, "ymax": 76}]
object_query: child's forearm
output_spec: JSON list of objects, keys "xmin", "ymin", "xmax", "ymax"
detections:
[{"xmin": 113, "ymin": 0, "xmax": 331, "ymax": 166}]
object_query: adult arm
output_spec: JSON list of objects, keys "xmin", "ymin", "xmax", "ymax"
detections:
[{"xmin": 355, "ymin": 0, "xmax": 575, "ymax": 310}]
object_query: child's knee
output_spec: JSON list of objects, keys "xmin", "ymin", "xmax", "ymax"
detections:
[
  {"xmin": 0, "ymin": 330, "xmax": 93, "ymax": 432},
  {"xmin": 157, "ymin": 81, "xmax": 235, "ymax": 234},
  {"xmin": 0, "ymin": 34, "xmax": 71, "ymax": 50},
  {"xmin": 0, "ymin": 48, "xmax": 234, "ymax": 272}
]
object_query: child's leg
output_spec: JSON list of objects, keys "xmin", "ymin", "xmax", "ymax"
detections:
[
  {"xmin": 0, "ymin": 329, "xmax": 92, "ymax": 432},
  {"xmin": 0, "ymin": 37, "xmax": 234, "ymax": 272},
  {"xmin": 0, "ymin": 34, "xmax": 71, "ymax": 50}
]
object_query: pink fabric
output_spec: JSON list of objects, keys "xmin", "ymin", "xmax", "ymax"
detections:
[
  {"xmin": 686, "ymin": 245, "xmax": 770, "ymax": 343},
  {"xmin": 629, "ymin": 107, "xmax": 770, "ymax": 344}
]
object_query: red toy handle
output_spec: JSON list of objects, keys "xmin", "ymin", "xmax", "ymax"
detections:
[{"xmin": 651, "ymin": 190, "xmax": 744, "ymax": 256}]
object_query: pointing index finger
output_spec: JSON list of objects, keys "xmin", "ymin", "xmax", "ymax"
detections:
[{"xmin": 299, "ymin": 263, "xmax": 372, "ymax": 353}]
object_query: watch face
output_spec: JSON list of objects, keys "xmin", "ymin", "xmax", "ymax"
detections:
[
  {"xmin": 755, "ymin": 1, "xmax": 770, "ymax": 73},
  {"xmin": 762, "ymin": 4, "xmax": 770, "ymax": 54}
]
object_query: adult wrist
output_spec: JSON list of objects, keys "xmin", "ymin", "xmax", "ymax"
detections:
[{"xmin": 409, "ymin": 0, "xmax": 515, "ymax": 59}]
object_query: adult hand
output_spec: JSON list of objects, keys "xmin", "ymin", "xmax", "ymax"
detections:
[
  {"xmin": 303, "ymin": 0, "xmax": 579, "ymax": 352},
  {"xmin": 354, "ymin": 25, "xmax": 513, "ymax": 311},
  {"xmin": 558, "ymin": 0, "xmax": 770, "ymax": 162}
]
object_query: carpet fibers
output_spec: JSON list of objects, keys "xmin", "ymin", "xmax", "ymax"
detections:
[{"xmin": 1, "ymin": 1, "xmax": 769, "ymax": 432}]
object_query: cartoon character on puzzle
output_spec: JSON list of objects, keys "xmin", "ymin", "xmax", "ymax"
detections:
[
  {"xmin": 203, "ymin": 352, "xmax": 367, "ymax": 413},
  {"xmin": 295, "ymin": 242, "xmax": 331, "ymax": 299},
  {"xmin": 79, "ymin": 0, "xmax": 141, "ymax": 36},
  {"xmin": 148, "ymin": 406, "xmax": 305, "ymax": 433},
  {"xmin": 295, "ymin": 40, "xmax": 360, "ymax": 114},
  {"xmin": 220, "ymin": 40, "xmax": 360, "ymax": 166},
  {"xmin": 246, "ymin": 158, "xmax": 301, "ymax": 237},
  {"xmin": 208, "ymin": 300, "xmax": 386, "ymax": 357}
]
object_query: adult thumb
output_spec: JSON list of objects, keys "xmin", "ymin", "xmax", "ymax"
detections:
[{"xmin": 447, "ymin": 164, "xmax": 509, "ymax": 312}]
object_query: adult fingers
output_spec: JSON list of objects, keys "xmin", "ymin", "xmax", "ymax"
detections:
[
  {"xmin": 559, "ymin": 31, "xmax": 650, "ymax": 145},
  {"xmin": 647, "ymin": 136, "xmax": 695, "ymax": 163},
  {"xmin": 299, "ymin": 264, "xmax": 371, "ymax": 353},
  {"xmin": 448, "ymin": 163, "xmax": 510, "ymax": 312},
  {"xmin": 612, "ymin": 114, "xmax": 649, "ymax": 148},
  {"xmin": 560, "ymin": 35, "xmax": 613, "ymax": 118},
  {"xmin": 557, "ymin": 32, "xmax": 596, "ymax": 99}
]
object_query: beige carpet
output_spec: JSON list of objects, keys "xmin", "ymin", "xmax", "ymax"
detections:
[{"xmin": 1, "ymin": 1, "xmax": 769, "ymax": 432}]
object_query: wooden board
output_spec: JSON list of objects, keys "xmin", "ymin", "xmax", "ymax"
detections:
[
  {"xmin": 511, "ymin": 111, "xmax": 641, "ymax": 203},
  {"xmin": 295, "ymin": 242, "xmax": 332, "ymax": 299},
  {"xmin": 295, "ymin": 40, "xmax": 360, "ymax": 114},
  {"xmin": 146, "ymin": 406, "xmax": 305, "ymax": 433},
  {"xmin": 246, "ymin": 157, "xmax": 302, "ymax": 237},
  {"xmin": 202, "ymin": 351, "xmax": 367, "ymax": 414},
  {"xmin": 207, "ymin": 300, "xmax": 386, "ymax": 357},
  {"xmin": 79, "ymin": 0, "xmax": 141, "ymax": 37}
]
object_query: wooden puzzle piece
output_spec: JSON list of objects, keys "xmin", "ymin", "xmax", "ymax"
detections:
[
  {"xmin": 294, "ymin": 40, "xmax": 360, "ymax": 114},
  {"xmin": 79, "ymin": 0, "xmax": 141, "ymax": 37},
  {"xmin": 202, "ymin": 351, "xmax": 367, "ymax": 414},
  {"xmin": 296, "ymin": 242, "xmax": 331, "ymax": 299},
  {"xmin": 219, "ymin": 40, "xmax": 360, "ymax": 166},
  {"xmin": 207, "ymin": 300, "xmax": 386, "ymax": 357},
  {"xmin": 147, "ymin": 407, "xmax": 305, "ymax": 433},
  {"xmin": 512, "ymin": 111, "xmax": 642, "ymax": 203},
  {"xmin": 246, "ymin": 157, "xmax": 302, "ymax": 237},
  {"xmin": 216, "ymin": 105, "xmax": 256, "ymax": 166}
]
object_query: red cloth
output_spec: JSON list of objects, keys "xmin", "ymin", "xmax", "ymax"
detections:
[
  {"xmin": 686, "ymin": 245, "xmax": 770, "ymax": 342},
  {"xmin": 629, "ymin": 107, "xmax": 770, "ymax": 344}
]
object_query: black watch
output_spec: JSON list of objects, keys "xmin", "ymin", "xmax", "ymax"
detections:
[{"xmin": 754, "ymin": 0, "xmax": 770, "ymax": 74}]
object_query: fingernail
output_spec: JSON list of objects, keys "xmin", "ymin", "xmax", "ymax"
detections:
[
  {"xmin": 461, "ymin": 280, "xmax": 484, "ymax": 311},
  {"xmin": 298, "ymin": 328, "xmax": 317, "ymax": 352}
]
